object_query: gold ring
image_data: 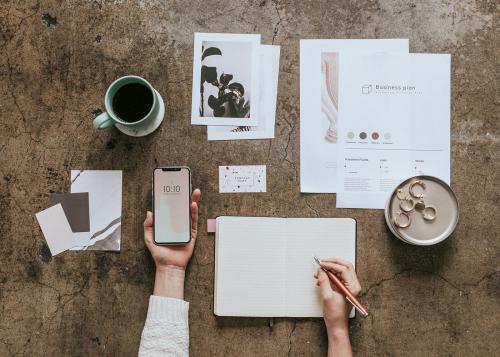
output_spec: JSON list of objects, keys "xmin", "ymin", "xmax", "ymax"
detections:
[
  {"xmin": 423, "ymin": 206, "xmax": 437, "ymax": 221},
  {"xmin": 396, "ymin": 188, "xmax": 406, "ymax": 200},
  {"xmin": 409, "ymin": 180, "xmax": 426, "ymax": 198},
  {"xmin": 393, "ymin": 211, "xmax": 411, "ymax": 228},
  {"xmin": 399, "ymin": 197, "xmax": 415, "ymax": 212}
]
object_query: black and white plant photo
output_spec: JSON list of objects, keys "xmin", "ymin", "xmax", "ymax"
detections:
[
  {"xmin": 191, "ymin": 33, "xmax": 260, "ymax": 126},
  {"xmin": 200, "ymin": 41, "xmax": 252, "ymax": 119}
]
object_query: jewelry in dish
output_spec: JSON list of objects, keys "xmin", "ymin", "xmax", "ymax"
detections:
[
  {"xmin": 422, "ymin": 206, "xmax": 437, "ymax": 221},
  {"xmin": 399, "ymin": 197, "xmax": 415, "ymax": 212},
  {"xmin": 409, "ymin": 180, "xmax": 426, "ymax": 198},
  {"xmin": 415, "ymin": 200, "xmax": 426, "ymax": 212},
  {"xmin": 397, "ymin": 188, "xmax": 406, "ymax": 200},
  {"xmin": 393, "ymin": 211, "xmax": 411, "ymax": 228}
]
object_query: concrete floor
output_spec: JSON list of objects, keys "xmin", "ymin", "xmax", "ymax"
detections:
[{"xmin": 0, "ymin": 0, "xmax": 499, "ymax": 356}]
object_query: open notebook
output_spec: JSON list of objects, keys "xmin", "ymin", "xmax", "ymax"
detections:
[{"xmin": 214, "ymin": 216, "xmax": 356, "ymax": 317}]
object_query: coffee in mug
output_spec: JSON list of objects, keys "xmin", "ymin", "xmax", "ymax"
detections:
[
  {"xmin": 112, "ymin": 83, "xmax": 154, "ymax": 123},
  {"xmin": 93, "ymin": 75, "xmax": 164, "ymax": 137}
]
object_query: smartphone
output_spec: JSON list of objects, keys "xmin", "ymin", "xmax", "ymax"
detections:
[{"xmin": 152, "ymin": 167, "xmax": 191, "ymax": 245}]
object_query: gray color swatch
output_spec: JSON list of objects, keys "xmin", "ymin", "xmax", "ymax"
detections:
[{"xmin": 49, "ymin": 192, "xmax": 90, "ymax": 232}]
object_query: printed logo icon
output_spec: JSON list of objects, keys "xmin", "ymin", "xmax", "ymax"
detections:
[{"xmin": 361, "ymin": 84, "xmax": 372, "ymax": 94}]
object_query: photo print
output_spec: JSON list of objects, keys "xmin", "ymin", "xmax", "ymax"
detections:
[
  {"xmin": 321, "ymin": 52, "xmax": 339, "ymax": 143},
  {"xmin": 200, "ymin": 41, "xmax": 251, "ymax": 118},
  {"xmin": 207, "ymin": 45, "xmax": 280, "ymax": 140},
  {"xmin": 191, "ymin": 33, "xmax": 260, "ymax": 126}
]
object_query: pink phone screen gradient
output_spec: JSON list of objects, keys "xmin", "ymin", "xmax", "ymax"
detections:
[{"xmin": 154, "ymin": 168, "xmax": 190, "ymax": 244}]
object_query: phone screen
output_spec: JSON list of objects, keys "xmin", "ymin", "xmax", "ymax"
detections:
[{"xmin": 153, "ymin": 167, "xmax": 191, "ymax": 244}]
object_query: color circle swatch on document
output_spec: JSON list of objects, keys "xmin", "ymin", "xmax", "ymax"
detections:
[
  {"xmin": 347, "ymin": 132, "xmax": 355, "ymax": 139},
  {"xmin": 359, "ymin": 132, "xmax": 367, "ymax": 139},
  {"xmin": 372, "ymin": 132, "xmax": 379, "ymax": 140}
]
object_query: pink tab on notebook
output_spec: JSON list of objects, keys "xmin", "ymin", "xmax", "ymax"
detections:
[{"xmin": 207, "ymin": 219, "xmax": 216, "ymax": 233}]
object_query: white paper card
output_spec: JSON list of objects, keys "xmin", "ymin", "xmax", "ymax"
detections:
[
  {"xmin": 191, "ymin": 33, "xmax": 261, "ymax": 126},
  {"xmin": 207, "ymin": 45, "xmax": 280, "ymax": 140},
  {"xmin": 299, "ymin": 39, "xmax": 409, "ymax": 193},
  {"xmin": 219, "ymin": 165, "xmax": 266, "ymax": 193},
  {"xmin": 71, "ymin": 170, "xmax": 122, "ymax": 250},
  {"xmin": 336, "ymin": 53, "xmax": 451, "ymax": 209},
  {"xmin": 36, "ymin": 204, "xmax": 77, "ymax": 256}
]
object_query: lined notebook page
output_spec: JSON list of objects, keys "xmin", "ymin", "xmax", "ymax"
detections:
[
  {"xmin": 284, "ymin": 218, "xmax": 356, "ymax": 317},
  {"xmin": 214, "ymin": 217, "xmax": 287, "ymax": 316}
]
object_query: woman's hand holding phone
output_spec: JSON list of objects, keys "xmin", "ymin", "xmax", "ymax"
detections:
[{"xmin": 143, "ymin": 188, "xmax": 201, "ymax": 299}]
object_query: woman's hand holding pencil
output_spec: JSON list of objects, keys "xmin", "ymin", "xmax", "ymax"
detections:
[{"xmin": 314, "ymin": 257, "xmax": 364, "ymax": 357}]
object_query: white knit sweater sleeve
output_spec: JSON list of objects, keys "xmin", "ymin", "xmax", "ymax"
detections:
[{"xmin": 138, "ymin": 296, "xmax": 189, "ymax": 357}]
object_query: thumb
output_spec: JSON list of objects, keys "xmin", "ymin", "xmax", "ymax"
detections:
[
  {"xmin": 144, "ymin": 211, "xmax": 153, "ymax": 228},
  {"xmin": 317, "ymin": 270, "xmax": 334, "ymax": 298},
  {"xmin": 143, "ymin": 211, "xmax": 153, "ymax": 246}
]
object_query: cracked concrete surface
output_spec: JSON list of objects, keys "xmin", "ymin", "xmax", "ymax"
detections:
[{"xmin": 0, "ymin": 0, "xmax": 499, "ymax": 356}]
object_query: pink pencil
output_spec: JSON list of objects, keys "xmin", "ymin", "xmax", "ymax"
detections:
[{"xmin": 314, "ymin": 256, "xmax": 369, "ymax": 317}]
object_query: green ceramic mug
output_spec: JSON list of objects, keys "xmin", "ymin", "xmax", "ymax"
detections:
[{"xmin": 93, "ymin": 75, "xmax": 164, "ymax": 136}]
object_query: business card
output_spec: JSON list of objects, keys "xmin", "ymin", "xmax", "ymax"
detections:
[{"xmin": 219, "ymin": 165, "xmax": 266, "ymax": 193}]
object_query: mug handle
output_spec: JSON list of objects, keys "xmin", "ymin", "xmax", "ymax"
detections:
[{"xmin": 93, "ymin": 112, "xmax": 115, "ymax": 129}]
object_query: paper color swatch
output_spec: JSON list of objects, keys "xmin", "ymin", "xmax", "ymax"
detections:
[
  {"xmin": 48, "ymin": 192, "xmax": 90, "ymax": 232},
  {"xmin": 71, "ymin": 170, "xmax": 122, "ymax": 251},
  {"xmin": 35, "ymin": 204, "xmax": 77, "ymax": 256}
]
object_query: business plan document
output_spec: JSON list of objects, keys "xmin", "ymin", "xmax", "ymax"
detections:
[
  {"xmin": 336, "ymin": 53, "xmax": 451, "ymax": 209},
  {"xmin": 299, "ymin": 39, "xmax": 409, "ymax": 193}
]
